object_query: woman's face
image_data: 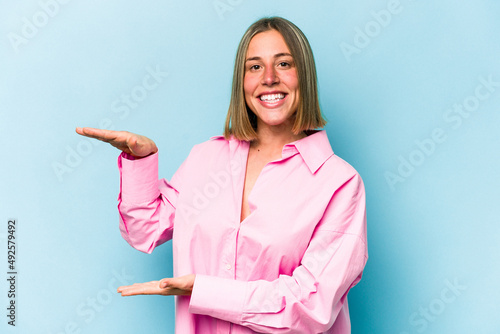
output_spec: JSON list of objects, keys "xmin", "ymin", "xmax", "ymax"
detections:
[{"xmin": 243, "ymin": 29, "xmax": 299, "ymax": 131}]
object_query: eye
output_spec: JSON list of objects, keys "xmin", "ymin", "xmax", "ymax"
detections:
[{"xmin": 248, "ymin": 64, "xmax": 261, "ymax": 71}]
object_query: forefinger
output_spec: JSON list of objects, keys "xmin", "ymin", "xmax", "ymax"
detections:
[
  {"xmin": 75, "ymin": 127, "xmax": 121, "ymax": 142},
  {"xmin": 117, "ymin": 284, "xmax": 150, "ymax": 296}
]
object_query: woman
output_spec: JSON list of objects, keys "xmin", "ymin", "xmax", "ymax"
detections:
[{"xmin": 76, "ymin": 17, "xmax": 367, "ymax": 334}]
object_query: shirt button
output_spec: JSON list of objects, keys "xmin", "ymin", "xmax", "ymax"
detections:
[{"xmin": 225, "ymin": 264, "xmax": 232, "ymax": 270}]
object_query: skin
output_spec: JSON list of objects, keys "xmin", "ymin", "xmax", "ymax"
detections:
[
  {"xmin": 74, "ymin": 127, "xmax": 158, "ymax": 159},
  {"xmin": 241, "ymin": 29, "xmax": 306, "ymax": 221},
  {"xmin": 244, "ymin": 29, "xmax": 300, "ymax": 139},
  {"xmin": 75, "ymin": 29, "xmax": 306, "ymax": 297},
  {"xmin": 116, "ymin": 274, "xmax": 195, "ymax": 297},
  {"xmin": 75, "ymin": 127, "xmax": 194, "ymax": 296}
]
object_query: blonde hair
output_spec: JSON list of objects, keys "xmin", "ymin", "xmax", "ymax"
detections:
[{"xmin": 224, "ymin": 17, "xmax": 326, "ymax": 141}]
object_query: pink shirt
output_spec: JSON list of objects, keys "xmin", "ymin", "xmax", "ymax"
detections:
[{"xmin": 117, "ymin": 130, "xmax": 367, "ymax": 334}]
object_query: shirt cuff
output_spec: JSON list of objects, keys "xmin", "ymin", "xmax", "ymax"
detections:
[
  {"xmin": 189, "ymin": 274, "xmax": 247, "ymax": 324},
  {"xmin": 118, "ymin": 151, "xmax": 159, "ymax": 203}
]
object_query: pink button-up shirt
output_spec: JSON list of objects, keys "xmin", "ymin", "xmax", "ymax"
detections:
[{"xmin": 117, "ymin": 130, "xmax": 367, "ymax": 334}]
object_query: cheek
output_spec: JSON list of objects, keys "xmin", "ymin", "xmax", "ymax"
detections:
[
  {"xmin": 244, "ymin": 76, "xmax": 260, "ymax": 107},
  {"xmin": 284, "ymin": 73, "xmax": 299, "ymax": 91},
  {"xmin": 243, "ymin": 75, "xmax": 255, "ymax": 95},
  {"xmin": 243, "ymin": 80, "xmax": 254, "ymax": 110}
]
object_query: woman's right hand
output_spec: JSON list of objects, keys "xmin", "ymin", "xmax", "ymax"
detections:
[{"xmin": 75, "ymin": 127, "xmax": 158, "ymax": 158}]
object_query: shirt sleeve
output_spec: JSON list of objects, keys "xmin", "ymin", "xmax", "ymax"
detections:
[
  {"xmin": 117, "ymin": 151, "xmax": 182, "ymax": 254},
  {"xmin": 189, "ymin": 173, "xmax": 368, "ymax": 333}
]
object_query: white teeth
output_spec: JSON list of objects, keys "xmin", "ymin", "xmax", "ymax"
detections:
[{"xmin": 260, "ymin": 93, "xmax": 285, "ymax": 102}]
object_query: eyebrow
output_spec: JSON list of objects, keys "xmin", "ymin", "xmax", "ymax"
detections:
[{"xmin": 245, "ymin": 53, "xmax": 293, "ymax": 62}]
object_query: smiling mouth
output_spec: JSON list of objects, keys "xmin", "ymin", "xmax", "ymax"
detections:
[{"xmin": 259, "ymin": 93, "xmax": 286, "ymax": 102}]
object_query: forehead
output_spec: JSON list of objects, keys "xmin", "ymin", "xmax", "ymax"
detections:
[{"xmin": 246, "ymin": 29, "xmax": 291, "ymax": 58}]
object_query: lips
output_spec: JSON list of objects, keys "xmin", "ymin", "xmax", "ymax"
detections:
[
  {"xmin": 256, "ymin": 91, "xmax": 288, "ymax": 109},
  {"xmin": 259, "ymin": 93, "xmax": 286, "ymax": 102}
]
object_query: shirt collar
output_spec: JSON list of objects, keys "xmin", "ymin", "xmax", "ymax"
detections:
[
  {"xmin": 283, "ymin": 130, "xmax": 334, "ymax": 174},
  {"xmin": 210, "ymin": 135, "xmax": 225, "ymax": 140},
  {"xmin": 210, "ymin": 130, "xmax": 334, "ymax": 174}
]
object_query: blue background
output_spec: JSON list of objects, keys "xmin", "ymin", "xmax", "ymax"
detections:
[{"xmin": 1, "ymin": 0, "xmax": 499, "ymax": 333}]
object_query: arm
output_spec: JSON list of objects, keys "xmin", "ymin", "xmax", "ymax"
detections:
[
  {"xmin": 189, "ymin": 174, "xmax": 368, "ymax": 333},
  {"xmin": 75, "ymin": 127, "xmax": 158, "ymax": 158},
  {"xmin": 75, "ymin": 127, "xmax": 178, "ymax": 254},
  {"xmin": 117, "ymin": 152, "xmax": 180, "ymax": 253}
]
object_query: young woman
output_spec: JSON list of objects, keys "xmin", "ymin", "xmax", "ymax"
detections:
[{"xmin": 77, "ymin": 17, "xmax": 367, "ymax": 334}]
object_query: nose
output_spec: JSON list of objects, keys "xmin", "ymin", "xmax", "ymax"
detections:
[{"xmin": 261, "ymin": 66, "xmax": 279, "ymax": 86}]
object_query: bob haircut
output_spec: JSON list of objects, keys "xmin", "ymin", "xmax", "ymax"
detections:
[{"xmin": 224, "ymin": 17, "xmax": 326, "ymax": 141}]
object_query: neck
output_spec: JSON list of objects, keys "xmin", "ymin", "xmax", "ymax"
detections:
[{"xmin": 251, "ymin": 119, "xmax": 307, "ymax": 152}]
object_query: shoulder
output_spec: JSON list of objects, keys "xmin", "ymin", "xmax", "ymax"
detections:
[
  {"xmin": 171, "ymin": 135, "xmax": 238, "ymax": 181},
  {"xmin": 303, "ymin": 130, "xmax": 360, "ymax": 177},
  {"xmin": 325, "ymin": 154, "xmax": 360, "ymax": 179},
  {"xmin": 308, "ymin": 130, "xmax": 363, "ymax": 190},
  {"xmin": 190, "ymin": 134, "xmax": 232, "ymax": 152},
  {"xmin": 183, "ymin": 134, "xmax": 243, "ymax": 162},
  {"xmin": 318, "ymin": 156, "xmax": 365, "ymax": 200}
]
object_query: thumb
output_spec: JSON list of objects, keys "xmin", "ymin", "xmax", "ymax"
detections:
[{"xmin": 159, "ymin": 278, "xmax": 170, "ymax": 289}]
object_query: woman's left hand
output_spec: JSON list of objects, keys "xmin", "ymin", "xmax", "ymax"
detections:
[{"xmin": 117, "ymin": 274, "xmax": 195, "ymax": 297}]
